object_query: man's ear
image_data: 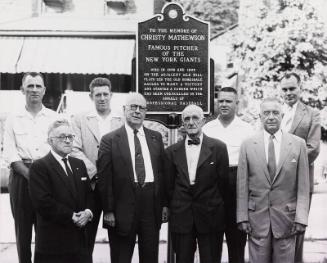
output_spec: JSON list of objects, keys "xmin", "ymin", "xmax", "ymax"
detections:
[
  {"xmin": 89, "ymin": 93, "xmax": 93, "ymax": 101},
  {"xmin": 20, "ymin": 86, "xmax": 25, "ymax": 95}
]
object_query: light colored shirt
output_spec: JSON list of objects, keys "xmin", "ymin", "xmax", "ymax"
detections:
[
  {"xmin": 50, "ymin": 150, "xmax": 72, "ymax": 176},
  {"xmin": 281, "ymin": 102, "xmax": 298, "ymax": 132},
  {"xmin": 3, "ymin": 105, "xmax": 58, "ymax": 164},
  {"xmin": 263, "ymin": 129, "xmax": 282, "ymax": 167},
  {"xmin": 203, "ymin": 116, "xmax": 254, "ymax": 166},
  {"xmin": 125, "ymin": 124, "xmax": 154, "ymax": 183},
  {"xmin": 94, "ymin": 111, "xmax": 113, "ymax": 138},
  {"xmin": 185, "ymin": 133, "xmax": 203, "ymax": 185}
]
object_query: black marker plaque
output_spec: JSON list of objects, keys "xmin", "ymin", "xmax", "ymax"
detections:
[{"xmin": 137, "ymin": 3, "xmax": 210, "ymax": 114}]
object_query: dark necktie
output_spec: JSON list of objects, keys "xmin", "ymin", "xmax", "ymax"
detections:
[
  {"xmin": 134, "ymin": 129, "xmax": 145, "ymax": 186},
  {"xmin": 267, "ymin": 135, "xmax": 276, "ymax": 182},
  {"xmin": 188, "ymin": 137, "xmax": 200, "ymax": 145},
  {"xmin": 62, "ymin": 157, "xmax": 77, "ymax": 194}
]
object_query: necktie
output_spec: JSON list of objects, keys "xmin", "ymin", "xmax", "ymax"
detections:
[
  {"xmin": 62, "ymin": 157, "xmax": 77, "ymax": 194},
  {"xmin": 188, "ymin": 138, "xmax": 200, "ymax": 145},
  {"xmin": 267, "ymin": 135, "xmax": 276, "ymax": 182},
  {"xmin": 62, "ymin": 158, "xmax": 73, "ymax": 177},
  {"xmin": 134, "ymin": 129, "xmax": 145, "ymax": 186}
]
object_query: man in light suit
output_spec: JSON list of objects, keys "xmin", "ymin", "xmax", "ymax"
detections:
[
  {"xmin": 237, "ymin": 97, "xmax": 310, "ymax": 263},
  {"xmin": 165, "ymin": 105, "xmax": 229, "ymax": 263},
  {"xmin": 29, "ymin": 119, "xmax": 94, "ymax": 263},
  {"xmin": 71, "ymin": 77, "xmax": 123, "ymax": 255},
  {"xmin": 97, "ymin": 92, "xmax": 168, "ymax": 263},
  {"xmin": 280, "ymin": 72, "xmax": 321, "ymax": 262}
]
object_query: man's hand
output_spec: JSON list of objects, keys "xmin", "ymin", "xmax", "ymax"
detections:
[
  {"xmin": 162, "ymin": 207, "xmax": 169, "ymax": 223},
  {"xmin": 237, "ymin": 221, "xmax": 252, "ymax": 234},
  {"xmin": 291, "ymin": 223, "xmax": 306, "ymax": 235},
  {"xmin": 73, "ymin": 211, "xmax": 92, "ymax": 228},
  {"xmin": 104, "ymin": 212, "xmax": 115, "ymax": 227},
  {"xmin": 11, "ymin": 161, "xmax": 30, "ymax": 180}
]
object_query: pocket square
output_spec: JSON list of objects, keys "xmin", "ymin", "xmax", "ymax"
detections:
[
  {"xmin": 210, "ymin": 162, "xmax": 214, "ymax": 165},
  {"xmin": 81, "ymin": 177, "xmax": 87, "ymax": 181},
  {"xmin": 291, "ymin": 159, "xmax": 297, "ymax": 163}
]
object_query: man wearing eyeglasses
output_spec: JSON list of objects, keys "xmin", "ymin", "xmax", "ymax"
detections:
[
  {"xmin": 97, "ymin": 92, "xmax": 168, "ymax": 263},
  {"xmin": 280, "ymin": 72, "xmax": 320, "ymax": 263},
  {"xmin": 3, "ymin": 72, "xmax": 58, "ymax": 263},
  {"xmin": 29, "ymin": 119, "xmax": 94, "ymax": 263},
  {"xmin": 71, "ymin": 77, "xmax": 124, "ymax": 257}
]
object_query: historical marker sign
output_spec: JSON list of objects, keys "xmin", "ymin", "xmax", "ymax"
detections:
[{"xmin": 137, "ymin": 3, "xmax": 210, "ymax": 114}]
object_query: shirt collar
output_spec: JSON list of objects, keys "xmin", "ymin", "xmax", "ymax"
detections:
[
  {"xmin": 50, "ymin": 149, "xmax": 69, "ymax": 163},
  {"xmin": 18, "ymin": 104, "xmax": 48, "ymax": 117},
  {"xmin": 263, "ymin": 129, "xmax": 282, "ymax": 142},
  {"xmin": 125, "ymin": 123, "xmax": 145, "ymax": 137}
]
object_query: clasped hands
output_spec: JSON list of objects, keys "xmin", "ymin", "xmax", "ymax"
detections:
[{"xmin": 72, "ymin": 210, "xmax": 92, "ymax": 228}]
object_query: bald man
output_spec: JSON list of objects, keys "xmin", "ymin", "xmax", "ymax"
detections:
[
  {"xmin": 97, "ymin": 92, "xmax": 168, "ymax": 263},
  {"xmin": 165, "ymin": 105, "xmax": 229, "ymax": 263}
]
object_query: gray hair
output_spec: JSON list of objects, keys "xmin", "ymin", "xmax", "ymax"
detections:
[
  {"xmin": 48, "ymin": 119, "xmax": 70, "ymax": 137},
  {"xmin": 181, "ymin": 104, "xmax": 204, "ymax": 120}
]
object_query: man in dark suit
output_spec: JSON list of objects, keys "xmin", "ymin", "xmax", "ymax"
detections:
[
  {"xmin": 97, "ymin": 92, "xmax": 168, "ymax": 263},
  {"xmin": 237, "ymin": 98, "xmax": 310, "ymax": 263},
  {"xmin": 165, "ymin": 104, "xmax": 229, "ymax": 263},
  {"xmin": 280, "ymin": 72, "xmax": 321, "ymax": 263},
  {"xmin": 29, "ymin": 119, "xmax": 94, "ymax": 263}
]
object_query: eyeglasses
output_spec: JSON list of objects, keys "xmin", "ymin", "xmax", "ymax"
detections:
[
  {"xmin": 262, "ymin": 111, "xmax": 281, "ymax": 117},
  {"xmin": 281, "ymin": 87, "xmax": 297, "ymax": 92},
  {"xmin": 51, "ymin": 135, "xmax": 75, "ymax": 141},
  {"xmin": 127, "ymin": 104, "xmax": 147, "ymax": 112}
]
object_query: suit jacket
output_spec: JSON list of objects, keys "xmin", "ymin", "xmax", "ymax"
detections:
[
  {"xmin": 97, "ymin": 125, "xmax": 165, "ymax": 236},
  {"xmin": 29, "ymin": 153, "xmax": 94, "ymax": 255},
  {"xmin": 164, "ymin": 135, "xmax": 229, "ymax": 234},
  {"xmin": 289, "ymin": 102, "xmax": 320, "ymax": 192},
  {"xmin": 71, "ymin": 111, "xmax": 124, "ymax": 179},
  {"xmin": 237, "ymin": 132, "xmax": 310, "ymax": 239}
]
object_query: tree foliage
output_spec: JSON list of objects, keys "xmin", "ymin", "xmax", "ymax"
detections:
[
  {"xmin": 231, "ymin": 0, "xmax": 327, "ymax": 109},
  {"xmin": 174, "ymin": 0, "xmax": 239, "ymax": 37}
]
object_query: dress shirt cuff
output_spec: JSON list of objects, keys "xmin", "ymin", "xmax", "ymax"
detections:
[
  {"xmin": 85, "ymin": 209, "xmax": 93, "ymax": 221},
  {"xmin": 7, "ymin": 156, "xmax": 23, "ymax": 167}
]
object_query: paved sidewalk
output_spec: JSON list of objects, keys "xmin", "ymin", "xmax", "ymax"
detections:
[{"xmin": 1, "ymin": 182, "xmax": 327, "ymax": 263}]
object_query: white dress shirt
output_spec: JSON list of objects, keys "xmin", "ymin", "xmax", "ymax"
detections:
[
  {"xmin": 185, "ymin": 133, "xmax": 203, "ymax": 185},
  {"xmin": 263, "ymin": 129, "xmax": 282, "ymax": 167},
  {"xmin": 281, "ymin": 102, "xmax": 298, "ymax": 132},
  {"xmin": 125, "ymin": 124, "xmax": 154, "ymax": 183},
  {"xmin": 3, "ymin": 105, "xmax": 58, "ymax": 164},
  {"xmin": 202, "ymin": 116, "xmax": 254, "ymax": 166},
  {"xmin": 94, "ymin": 111, "xmax": 113, "ymax": 138},
  {"xmin": 50, "ymin": 150, "xmax": 72, "ymax": 176}
]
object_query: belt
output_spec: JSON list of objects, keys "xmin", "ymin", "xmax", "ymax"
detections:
[{"xmin": 134, "ymin": 182, "xmax": 154, "ymax": 188}]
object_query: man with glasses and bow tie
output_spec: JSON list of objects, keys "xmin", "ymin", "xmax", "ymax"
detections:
[
  {"xmin": 29, "ymin": 119, "xmax": 94, "ymax": 263},
  {"xmin": 97, "ymin": 92, "xmax": 168, "ymax": 263},
  {"xmin": 280, "ymin": 72, "xmax": 320, "ymax": 263},
  {"xmin": 237, "ymin": 97, "xmax": 310, "ymax": 263},
  {"xmin": 164, "ymin": 104, "xmax": 229, "ymax": 263}
]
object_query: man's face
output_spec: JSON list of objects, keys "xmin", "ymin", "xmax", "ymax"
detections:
[
  {"xmin": 182, "ymin": 108, "xmax": 205, "ymax": 137},
  {"xmin": 48, "ymin": 125, "xmax": 74, "ymax": 157},
  {"xmin": 260, "ymin": 101, "xmax": 283, "ymax": 134},
  {"xmin": 124, "ymin": 95, "xmax": 147, "ymax": 130},
  {"xmin": 217, "ymin": 91, "xmax": 237, "ymax": 120},
  {"xmin": 90, "ymin": 86, "xmax": 112, "ymax": 114},
  {"xmin": 280, "ymin": 76, "xmax": 301, "ymax": 107},
  {"xmin": 21, "ymin": 75, "xmax": 46, "ymax": 105}
]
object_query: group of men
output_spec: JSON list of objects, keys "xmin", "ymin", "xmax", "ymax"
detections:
[{"xmin": 3, "ymin": 71, "xmax": 320, "ymax": 263}]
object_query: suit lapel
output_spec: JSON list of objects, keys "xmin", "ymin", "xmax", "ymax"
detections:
[
  {"xmin": 274, "ymin": 133, "xmax": 292, "ymax": 183},
  {"xmin": 117, "ymin": 126, "xmax": 135, "ymax": 183},
  {"xmin": 289, "ymin": 102, "xmax": 305, "ymax": 134},
  {"xmin": 253, "ymin": 133, "xmax": 272, "ymax": 184},
  {"xmin": 86, "ymin": 114, "xmax": 101, "ymax": 143},
  {"xmin": 196, "ymin": 135, "xmax": 212, "ymax": 169},
  {"xmin": 48, "ymin": 153, "xmax": 78, "ymax": 203},
  {"xmin": 174, "ymin": 140, "xmax": 190, "ymax": 185}
]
